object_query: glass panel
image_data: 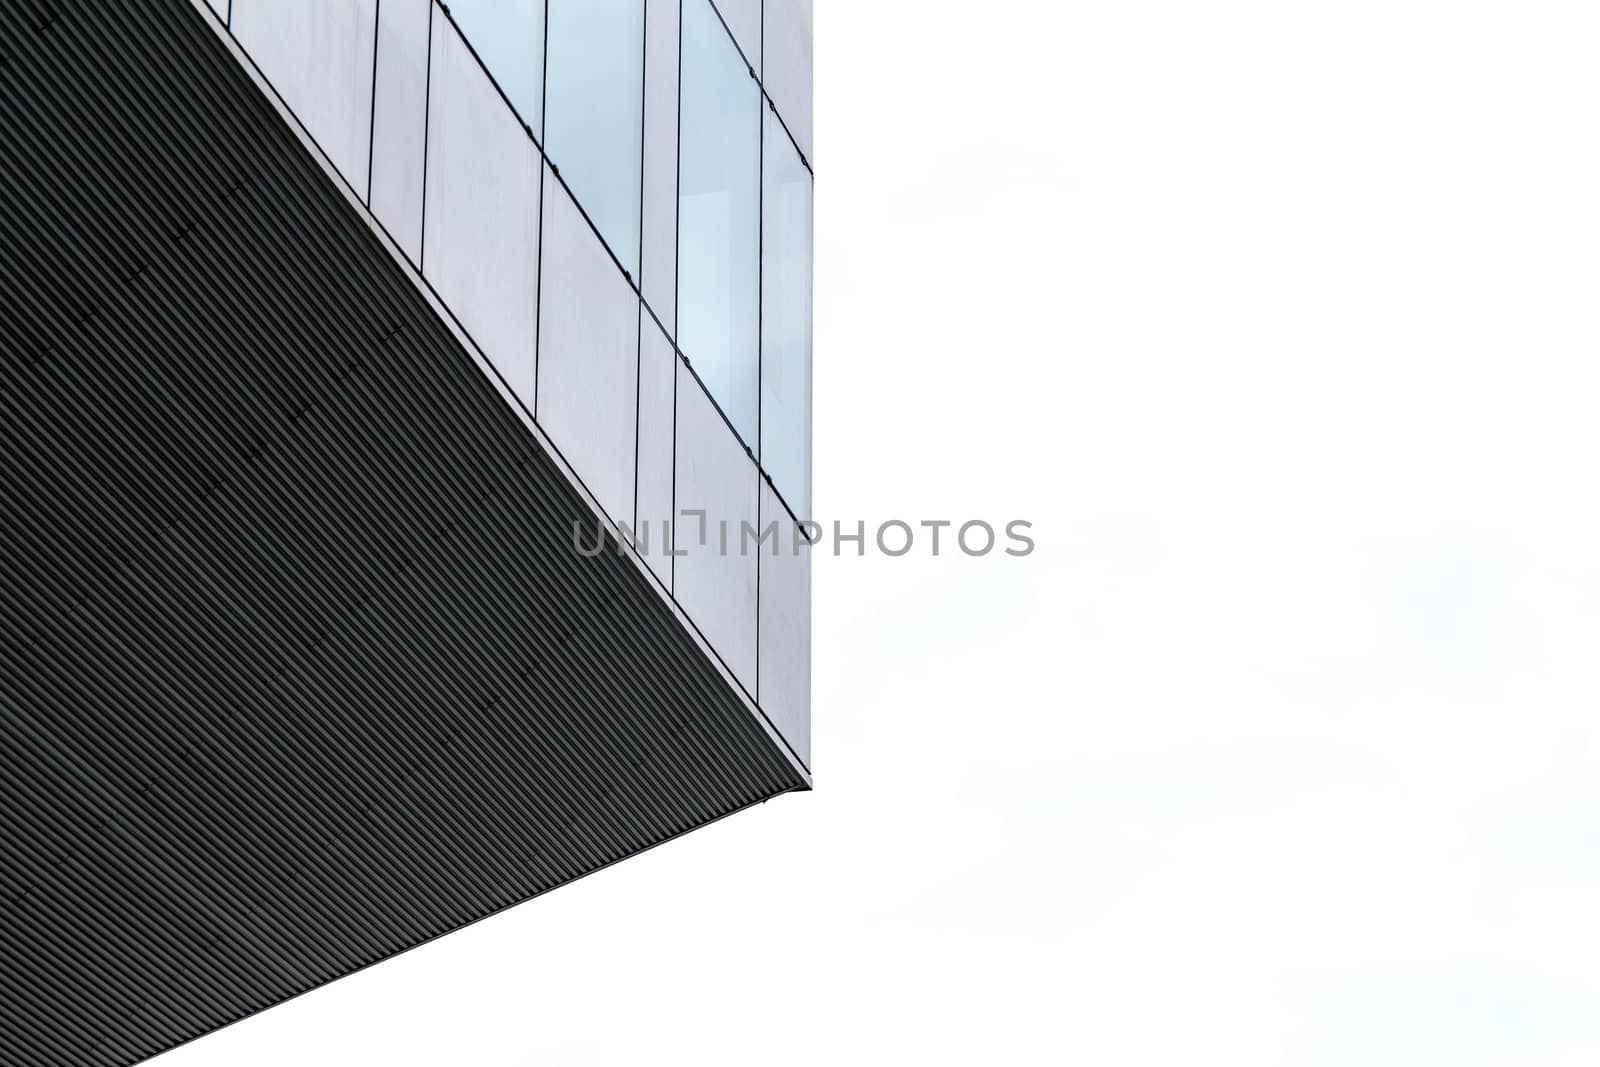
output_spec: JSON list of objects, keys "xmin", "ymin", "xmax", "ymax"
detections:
[
  {"xmin": 678, "ymin": 0, "xmax": 760, "ymax": 445},
  {"xmin": 760, "ymin": 111, "xmax": 813, "ymax": 518},
  {"xmin": 230, "ymin": 0, "xmax": 378, "ymax": 194},
  {"xmin": 446, "ymin": 0, "xmax": 544, "ymax": 135},
  {"xmin": 544, "ymin": 0, "xmax": 645, "ymax": 278}
]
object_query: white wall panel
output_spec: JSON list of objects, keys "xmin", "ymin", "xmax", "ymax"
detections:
[
  {"xmin": 635, "ymin": 312, "xmax": 676, "ymax": 586},
  {"xmin": 712, "ymin": 0, "xmax": 760, "ymax": 75},
  {"xmin": 204, "ymin": 0, "xmax": 227, "ymax": 22},
  {"xmin": 758, "ymin": 478, "xmax": 810, "ymax": 768},
  {"xmin": 762, "ymin": 0, "xmax": 813, "ymax": 163},
  {"xmin": 537, "ymin": 166, "xmax": 639, "ymax": 528},
  {"xmin": 370, "ymin": 0, "xmax": 430, "ymax": 264},
  {"xmin": 232, "ymin": 0, "xmax": 377, "ymax": 194},
  {"xmin": 674, "ymin": 365, "xmax": 758, "ymax": 691},
  {"xmin": 640, "ymin": 0, "xmax": 679, "ymax": 334},
  {"xmin": 422, "ymin": 15, "xmax": 540, "ymax": 405}
]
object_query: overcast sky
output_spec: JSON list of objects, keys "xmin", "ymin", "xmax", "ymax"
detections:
[{"xmin": 157, "ymin": 2, "xmax": 1600, "ymax": 1063}]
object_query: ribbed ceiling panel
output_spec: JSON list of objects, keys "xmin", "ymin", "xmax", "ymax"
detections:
[{"xmin": 0, "ymin": 2, "xmax": 807, "ymax": 1064}]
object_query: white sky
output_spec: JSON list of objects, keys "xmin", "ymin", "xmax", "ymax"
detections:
[{"xmin": 157, "ymin": 2, "xmax": 1600, "ymax": 1063}]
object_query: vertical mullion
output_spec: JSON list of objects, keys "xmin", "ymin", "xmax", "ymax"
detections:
[
  {"xmin": 753, "ymin": 0, "xmax": 765, "ymax": 702},
  {"xmin": 365, "ymin": 0, "xmax": 382, "ymax": 205},
  {"xmin": 670, "ymin": 0, "xmax": 685, "ymax": 593},
  {"xmin": 633, "ymin": 0, "xmax": 651, "ymax": 533},
  {"xmin": 417, "ymin": 0, "xmax": 434, "ymax": 269},
  {"xmin": 533, "ymin": 0, "xmax": 550, "ymax": 422}
]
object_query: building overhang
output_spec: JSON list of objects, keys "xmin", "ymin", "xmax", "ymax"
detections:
[{"xmin": 1, "ymin": 2, "xmax": 808, "ymax": 1063}]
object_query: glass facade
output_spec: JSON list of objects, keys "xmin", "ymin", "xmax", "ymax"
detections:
[
  {"xmin": 245, "ymin": 0, "xmax": 810, "ymax": 521},
  {"xmin": 544, "ymin": 0, "xmax": 645, "ymax": 277},
  {"xmin": 432, "ymin": 0, "xmax": 806, "ymax": 516},
  {"xmin": 677, "ymin": 0, "xmax": 761, "ymax": 448}
]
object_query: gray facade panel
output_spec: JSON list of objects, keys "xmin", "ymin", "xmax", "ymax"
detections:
[
  {"xmin": 763, "ymin": 0, "xmax": 814, "ymax": 163},
  {"xmin": 370, "ymin": 0, "xmax": 431, "ymax": 264},
  {"xmin": 231, "ymin": 0, "xmax": 377, "ymax": 194},
  {"xmin": 673, "ymin": 361, "xmax": 760, "ymax": 692},
  {"xmin": 537, "ymin": 164, "xmax": 640, "ymax": 528},
  {"xmin": 636, "ymin": 312, "xmax": 678, "ymax": 586},
  {"xmin": 758, "ymin": 479, "xmax": 812, "ymax": 767},
  {"xmin": 422, "ymin": 13, "xmax": 540, "ymax": 406}
]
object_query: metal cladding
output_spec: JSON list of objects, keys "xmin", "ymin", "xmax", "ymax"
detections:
[{"xmin": 0, "ymin": 2, "xmax": 808, "ymax": 1064}]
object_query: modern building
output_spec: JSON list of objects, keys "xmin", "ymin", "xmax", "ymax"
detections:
[{"xmin": 1, "ymin": 0, "xmax": 811, "ymax": 1062}]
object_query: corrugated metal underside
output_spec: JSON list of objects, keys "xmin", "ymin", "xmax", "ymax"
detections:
[{"xmin": 0, "ymin": 2, "xmax": 808, "ymax": 1064}]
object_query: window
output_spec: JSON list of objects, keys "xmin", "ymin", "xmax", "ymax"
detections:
[
  {"xmin": 544, "ymin": 0, "xmax": 645, "ymax": 277},
  {"xmin": 677, "ymin": 0, "xmax": 760, "ymax": 445}
]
